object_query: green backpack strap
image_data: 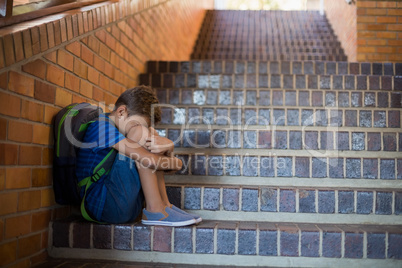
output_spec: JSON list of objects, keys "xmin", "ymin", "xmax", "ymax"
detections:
[{"xmin": 78, "ymin": 149, "xmax": 117, "ymax": 224}]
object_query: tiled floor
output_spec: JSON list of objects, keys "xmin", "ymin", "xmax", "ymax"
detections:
[{"xmin": 35, "ymin": 259, "xmax": 254, "ymax": 268}]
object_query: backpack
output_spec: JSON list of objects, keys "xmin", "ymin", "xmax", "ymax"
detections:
[{"xmin": 53, "ymin": 103, "xmax": 117, "ymax": 222}]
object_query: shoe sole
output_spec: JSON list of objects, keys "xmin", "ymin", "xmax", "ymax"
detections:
[{"xmin": 141, "ymin": 218, "xmax": 196, "ymax": 227}]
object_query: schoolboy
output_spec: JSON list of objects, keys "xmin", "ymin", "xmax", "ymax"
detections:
[{"xmin": 76, "ymin": 86, "xmax": 201, "ymax": 226}]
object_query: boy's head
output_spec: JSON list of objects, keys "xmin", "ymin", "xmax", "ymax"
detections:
[{"xmin": 114, "ymin": 86, "xmax": 161, "ymax": 124}]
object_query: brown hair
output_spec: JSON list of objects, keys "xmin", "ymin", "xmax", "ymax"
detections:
[{"xmin": 114, "ymin": 85, "xmax": 161, "ymax": 124}]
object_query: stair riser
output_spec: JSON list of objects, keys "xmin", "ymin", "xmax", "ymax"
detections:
[
  {"xmin": 155, "ymin": 127, "xmax": 402, "ymax": 152},
  {"xmin": 155, "ymin": 88, "xmax": 402, "ymax": 108},
  {"xmin": 193, "ymin": 55, "xmax": 348, "ymax": 61},
  {"xmin": 140, "ymin": 73, "xmax": 401, "ymax": 91},
  {"xmin": 146, "ymin": 61, "xmax": 401, "ymax": 76},
  {"xmin": 156, "ymin": 108, "xmax": 401, "ymax": 129},
  {"xmin": 50, "ymin": 221, "xmax": 402, "ymax": 261},
  {"xmin": 169, "ymin": 154, "xmax": 402, "ymax": 180},
  {"xmin": 165, "ymin": 185, "xmax": 402, "ymax": 218}
]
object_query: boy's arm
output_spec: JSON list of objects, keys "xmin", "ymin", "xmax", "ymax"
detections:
[
  {"xmin": 145, "ymin": 127, "xmax": 174, "ymax": 156},
  {"xmin": 112, "ymin": 125, "xmax": 182, "ymax": 171}
]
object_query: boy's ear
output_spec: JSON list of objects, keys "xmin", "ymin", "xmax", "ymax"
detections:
[{"xmin": 115, "ymin": 105, "xmax": 127, "ymax": 116}]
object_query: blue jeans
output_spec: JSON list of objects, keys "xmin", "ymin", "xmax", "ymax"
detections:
[{"xmin": 101, "ymin": 153, "xmax": 144, "ymax": 224}]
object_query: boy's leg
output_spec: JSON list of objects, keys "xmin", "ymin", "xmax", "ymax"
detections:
[
  {"xmin": 135, "ymin": 163, "xmax": 165, "ymax": 213},
  {"xmin": 156, "ymin": 171, "xmax": 171, "ymax": 207}
]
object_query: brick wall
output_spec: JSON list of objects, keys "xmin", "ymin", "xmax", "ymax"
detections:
[
  {"xmin": 324, "ymin": 0, "xmax": 357, "ymax": 61},
  {"xmin": 325, "ymin": 0, "xmax": 402, "ymax": 62},
  {"xmin": 356, "ymin": 0, "xmax": 402, "ymax": 62},
  {"xmin": 0, "ymin": 0, "xmax": 213, "ymax": 267}
]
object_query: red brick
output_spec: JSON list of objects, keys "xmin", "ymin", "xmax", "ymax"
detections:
[
  {"xmin": 99, "ymin": 74, "xmax": 110, "ymax": 91},
  {"xmin": 77, "ymin": 13, "xmax": 84, "ymax": 35},
  {"xmin": 366, "ymin": 9, "xmax": 387, "ymax": 15},
  {"xmin": 31, "ymin": 27, "xmax": 41, "ymax": 55},
  {"xmin": 19, "ymin": 145, "xmax": 42, "ymax": 165},
  {"xmin": 39, "ymin": 24, "xmax": 48, "ymax": 52},
  {"xmin": 53, "ymin": 21, "xmax": 62, "ymax": 46},
  {"xmin": 377, "ymin": 47, "xmax": 397, "ymax": 53},
  {"xmin": 0, "ymin": 192, "xmax": 18, "ymax": 216},
  {"xmin": 88, "ymin": 11, "xmax": 94, "ymax": 31},
  {"xmin": 377, "ymin": 2, "xmax": 396, "ymax": 8},
  {"xmin": 388, "ymin": 24, "xmax": 402, "ymax": 31},
  {"xmin": 83, "ymin": 12, "xmax": 89, "ymax": 32},
  {"xmin": 18, "ymin": 190, "xmax": 41, "ymax": 213},
  {"xmin": 60, "ymin": 18, "xmax": 67, "ymax": 43},
  {"xmin": 72, "ymin": 94, "xmax": 87, "ymax": 104},
  {"xmin": 5, "ymin": 214, "xmax": 31, "ymax": 239},
  {"xmin": 33, "ymin": 124, "xmax": 51, "ymax": 145},
  {"xmin": 45, "ymin": 23, "xmax": 55, "ymax": 49},
  {"xmin": 389, "ymin": 40, "xmax": 402, "ymax": 46},
  {"xmin": 99, "ymin": 43, "xmax": 110, "ymax": 60},
  {"xmin": 73, "ymin": 58, "xmax": 88, "ymax": 79},
  {"xmin": 31, "ymin": 210, "xmax": 51, "ymax": 231},
  {"xmin": 377, "ymin": 32, "xmax": 397, "ymax": 39},
  {"xmin": 87, "ymin": 35, "xmax": 100, "ymax": 53},
  {"xmin": 81, "ymin": 45, "xmax": 94, "ymax": 65},
  {"xmin": 377, "ymin": 16, "xmax": 397, "ymax": 24},
  {"xmin": 0, "ymin": 92, "xmax": 21, "ymax": 118},
  {"xmin": 80, "ymin": 80, "xmax": 93, "ymax": 98},
  {"xmin": 388, "ymin": 9, "xmax": 402, "ymax": 16},
  {"xmin": 0, "ymin": 118, "xmax": 6, "ymax": 140},
  {"xmin": 5, "ymin": 167, "xmax": 31, "ymax": 189},
  {"xmin": 18, "ymin": 233, "xmax": 41, "ymax": 258},
  {"xmin": 72, "ymin": 14, "xmax": 79, "ymax": 37},
  {"xmin": 42, "ymin": 147, "xmax": 53, "ymax": 166},
  {"xmin": 0, "ymin": 72, "xmax": 7, "ymax": 89},
  {"xmin": 366, "ymin": 24, "xmax": 387, "ymax": 31},
  {"xmin": 21, "ymin": 100, "xmax": 44, "ymax": 122},
  {"xmin": 0, "ymin": 143, "xmax": 18, "ymax": 165},
  {"xmin": 66, "ymin": 16, "xmax": 73, "ymax": 40},
  {"xmin": 88, "ymin": 66, "xmax": 100, "ymax": 84},
  {"xmin": 46, "ymin": 64, "xmax": 65, "ymax": 87},
  {"xmin": 0, "ymin": 38, "xmax": 5, "ymax": 68},
  {"xmin": 32, "ymin": 168, "xmax": 52, "ymax": 187},
  {"xmin": 0, "ymin": 241, "xmax": 17, "ymax": 266},
  {"xmin": 22, "ymin": 59, "xmax": 46, "ymax": 79},
  {"xmin": 34, "ymin": 80, "xmax": 56, "ymax": 104},
  {"xmin": 66, "ymin": 41, "xmax": 81, "ymax": 57},
  {"xmin": 3, "ymin": 34, "xmax": 15, "ymax": 66},
  {"xmin": 93, "ymin": 86, "xmax": 104, "ymax": 101},
  {"xmin": 41, "ymin": 187, "xmax": 56, "ymax": 207},
  {"xmin": 8, "ymin": 71, "xmax": 34, "ymax": 97},
  {"xmin": 44, "ymin": 50, "xmax": 57, "ymax": 63},
  {"xmin": 65, "ymin": 72, "xmax": 80, "ymax": 92},
  {"xmin": 96, "ymin": 29, "xmax": 106, "ymax": 42},
  {"xmin": 0, "ymin": 168, "xmax": 5, "ymax": 190},
  {"xmin": 0, "ymin": 217, "xmax": 3, "ymax": 240},
  {"xmin": 93, "ymin": 55, "xmax": 105, "ymax": 73},
  {"xmin": 44, "ymin": 105, "xmax": 60, "ymax": 125},
  {"xmin": 13, "ymin": 32, "xmax": 24, "ymax": 62},
  {"xmin": 8, "ymin": 120, "xmax": 33, "ymax": 143},
  {"xmin": 55, "ymin": 88, "xmax": 72, "ymax": 107},
  {"xmin": 57, "ymin": 49, "xmax": 74, "ymax": 71}
]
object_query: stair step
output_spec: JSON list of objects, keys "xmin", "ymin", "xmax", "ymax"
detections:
[
  {"xmin": 192, "ymin": 10, "xmax": 346, "ymax": 61},
  {"xmin": 140, "ymin": 73, "xmax": 401, "ymax": 91},
  {"xmin": 154, "ymin": 88, "xmax": 402, "ymax": 108},
  {"xmin": 49, "ymin": 217, "xmax": 402, "ymax": 266},
  {"xmin": 163, "ymin": 184, "xmax": 402, "ymax": 223},
  {"xmin": 145, "ymin": 61, "xmax": 401, "ymax": 76}
]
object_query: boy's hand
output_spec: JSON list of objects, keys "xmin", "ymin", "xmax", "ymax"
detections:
[{"xmin": 145, "ymin": 135, "xmax": 174, "ymax": 155}]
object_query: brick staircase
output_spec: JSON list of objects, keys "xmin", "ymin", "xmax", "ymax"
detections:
[{"xmin": 49, "ymin": 10, "xmax": 402, "ymax": 267}]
